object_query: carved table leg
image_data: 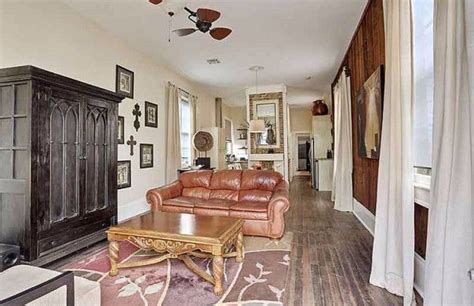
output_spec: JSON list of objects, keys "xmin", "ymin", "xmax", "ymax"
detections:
[
  {"xmin": 236, "ymin": 232, "xmax": 244, "ymax": 263},
  {"xmin": 213, "ymin": 255, "xmax": 224, "ymax": 296},
  {"xmin": 109, "ymin": 241, "xmax": 120, "ymax": 276}
]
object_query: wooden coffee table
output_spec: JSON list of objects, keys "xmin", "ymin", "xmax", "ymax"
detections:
[{"xmin": 106, "ymin": 212, "xmax": 244, "ymax": 296}]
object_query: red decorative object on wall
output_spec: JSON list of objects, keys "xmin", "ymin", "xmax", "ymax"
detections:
[{"xmin": 311, "ymin": 100, "xmax": 329, "ymax": 116}]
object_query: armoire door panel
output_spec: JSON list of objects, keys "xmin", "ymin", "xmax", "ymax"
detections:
[
  {"xmin": 47, "ymin": 97, "xmax": 81, "ymax": 226},
  {"xmin": 85, "ymin": 109, "xmax": 97, "ymax": 213},
  {"xmin": 84, "ymin": 102, "xmax": 111, "ymax": 214},
  {"xmin": 96, "ymin": 113, "xmax": 108, "ymax": 210}
]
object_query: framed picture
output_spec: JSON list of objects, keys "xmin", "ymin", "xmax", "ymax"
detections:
[
  {"xmin": 357, "ymin": 65, "xmax": 384, "ymax": 159},
  {"xmin": 144, "ymin": 101, "xmax": 158, "ymax": 128},
  {"xmin": 118, "ymin": 116, "xmax": 125, "ymax": 144},
  {"xmin": 117, "ymin": 160, "xmax": 131, "ymax": 189},
  {"xmin": 140, "ymin": 144, "xmax": 154, "ymax": 168},
  {"xmin": 115, "ymin": 65, "xmax": 134, "ymax": 98}
]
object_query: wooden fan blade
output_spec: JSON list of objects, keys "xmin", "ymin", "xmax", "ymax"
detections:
[
  {"xmin": 210, "ymin": 28, "xmax": 232, "ymax": 40},
  {"xmin": 173, "ymin": 28, "xmax": 197, "ymax": 37},
  {"xmin": 149, "ymin": 0, "xmax": 162, "ymax": 4},
  {"xmin": 197, "ymin": 8, "xmax": 221, "ymax": 23}
]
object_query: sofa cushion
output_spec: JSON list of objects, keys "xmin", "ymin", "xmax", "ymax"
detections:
[
  {"xmin": 239, "ymin": 190, "xmax": 273, "ymax": 202},
  {"xmin": 163, "ymin": 196, "xmax": 201, "ymax": 208},
  {"xmin": 182, "ymin": 187, "xmax": 211, "ymax": 199},
  {"xmin": 229, "ymin": 210, "xmax": 268, "ymax": 220},
  {"xmin": 230, "ymin": 201, "xmax": 269, "ymax": 212},
  {"xmin": 179, "ymin": 170, "xmax": 213, "ymax": 188},
  {"xmin": 240, "ymin": 170, "xmax": 283, "ymax": 191},
  {"xmin": 195, "ymin": 199, "xmax": 235, "ymax": 210},
  {"xmin": 209, "ymin": 189, "xmax": 239, "ymax": 201},
  {"xmin": 229, "ymin": 201, "xmax": 269, "ymax": 220},
  {"xmin": 209, "ymin": 170, "xmax": 242, "ymax": 190}
]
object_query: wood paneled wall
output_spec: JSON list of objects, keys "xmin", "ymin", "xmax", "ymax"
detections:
[
  {"xmin": 332, "ymin": 0, "xmax": 429, "ymax": 258},
  {"xmin": 414, "ymin": 204, "xmax": 429, "ymax": 258},
  {"xmin": 332, "ymin": 0, "xmax": 385, "ymax": 214}
]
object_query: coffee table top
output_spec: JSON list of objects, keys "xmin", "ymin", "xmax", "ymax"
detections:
[{"xmin": 107, "ymin": 212, "xmax": 244, "ymax": 244}]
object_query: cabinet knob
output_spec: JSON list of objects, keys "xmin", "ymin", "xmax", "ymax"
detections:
[{"xmin": 79, "ymin": 156, "xmax": 87, "ymax": 160}]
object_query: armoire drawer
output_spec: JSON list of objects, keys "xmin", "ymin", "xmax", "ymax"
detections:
[{"xmin": 38, "ymin": 219, "xmax": 110, "ymax": 255}]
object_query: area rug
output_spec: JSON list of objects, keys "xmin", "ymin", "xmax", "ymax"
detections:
[{"xmin": 60, "ymin": 233, "xmax": 292, "ymax": 306}]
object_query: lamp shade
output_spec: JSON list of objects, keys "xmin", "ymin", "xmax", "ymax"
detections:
[{"xmin": 249, "ymin": 119, "xmax": 266, "ymax": 133}]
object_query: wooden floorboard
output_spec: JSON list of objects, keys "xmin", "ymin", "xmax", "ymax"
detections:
[{"xmin": 284, "ymin": 176, "xmax": 403, "ymax": 305}]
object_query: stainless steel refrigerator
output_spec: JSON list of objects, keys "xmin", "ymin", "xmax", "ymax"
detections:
[{"xmin": 310, "ymin": 138, "xmax": 319, "ymax": 190}]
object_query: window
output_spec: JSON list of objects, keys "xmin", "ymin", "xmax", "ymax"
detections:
[
  {"xmin": 413, "ymin": 0, "xmax": 434, "ymax": 169},
  {"xmin": 179, "ymin": 95, "xmax": 192, "ymax": 167}
]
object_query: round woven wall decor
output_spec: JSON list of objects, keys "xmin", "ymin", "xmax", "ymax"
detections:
[{"xmin": 192, "ymin": 131, "xmax": 214, "ymax": 152}]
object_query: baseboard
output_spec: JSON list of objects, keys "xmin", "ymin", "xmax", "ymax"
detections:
[
  {"xmin": 351, "ymin": 198, "xmax": 425, "ymax": 297},
  {"xmin": 118, "ymin": 197, "xmax": 150, "ymax": 222},
  {"xmin": 353, "ymin": 198, "xmax": 375, "ymax": 235},
  {"xmin": 414, "ymin": 253, "xmax": 425, "ymax": 298}
]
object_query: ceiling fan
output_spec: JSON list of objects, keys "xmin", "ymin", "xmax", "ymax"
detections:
[{"xmin": 148, "ymin": 0, "xmax": 232, "ymax": 40}]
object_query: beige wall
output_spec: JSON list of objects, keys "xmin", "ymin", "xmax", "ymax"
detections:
[
  {"xmin": 0, "ymin": 0, "xmax": 217, "ymax": 220},
  {"xmin": 229, "ymin": 106, "xmax": 247, "ymax": 158},
  {"xmin": 221, "ymin": 104, "xmax": 247, "ymax": 158},
  {"xmin": 289, "ymin": 107, "xmax": 313, "ymax": 132}
]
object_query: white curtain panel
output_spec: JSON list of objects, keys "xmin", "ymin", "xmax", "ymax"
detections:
[
  {"xmin": 370, "ymin": 1, "xmax": 414, "ymax": 305},
  {"xmin": 332, "ymin": 69, "xmax": 353, "ymax": 211},
  {"xmin": 424, "ymin": 0, "xmax": 473, "ymax": 304},
  {"xmin": 331, "ymin": 84, "xmax": 340, "ymax": 202},
  {"xmin": 190, "ymin": 94, "xmax": 198, "ymax": 160},
  {"xmin": 165, "ymin": 83, "xmax": 181, "ymax": 183}
]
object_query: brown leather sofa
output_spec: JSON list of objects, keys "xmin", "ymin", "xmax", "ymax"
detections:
[{"xmin": 146, "ymin": 170, "xmax": 290, "ymax": 239}]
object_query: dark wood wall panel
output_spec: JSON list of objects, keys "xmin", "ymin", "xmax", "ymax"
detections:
[
  {"xmin": 414, "ymin": 204, "xmax": 428, "ymax": 258},
  {"xmin": 332, "ymin": 0, "xmax": 385, "ymax": 214}
]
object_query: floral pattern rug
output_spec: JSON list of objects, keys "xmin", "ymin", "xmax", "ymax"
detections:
[{"xmin": 60, "ymin": 233, "xmax": 292, "ymax": 306}]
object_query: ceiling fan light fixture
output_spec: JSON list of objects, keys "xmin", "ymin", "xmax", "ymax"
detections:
[{"xmin": 172, "ymin": 6, "xmax": 232, "ymax": 40}]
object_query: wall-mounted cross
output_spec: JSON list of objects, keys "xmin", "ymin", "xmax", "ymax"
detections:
[
  {"xmin": 126, "ymin": 135, "xmax": 137, "ymax": 156},
  {"xmin": 133, "ymin": 103, "xmax": 141, "ymax": 132}
]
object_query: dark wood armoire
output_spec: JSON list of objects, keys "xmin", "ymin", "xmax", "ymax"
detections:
[{"xmin": 0, "ymin": 66, "xmax": 123, "ymax": 265}]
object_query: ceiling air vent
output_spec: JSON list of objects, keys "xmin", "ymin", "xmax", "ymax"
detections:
[{"xmin": 207, "ymin": 58, "xmax": 221, "ymax": 65}]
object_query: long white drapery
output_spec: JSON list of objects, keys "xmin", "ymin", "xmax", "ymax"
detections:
[
  {"xmin": 424, "ymin": 0, "xmax": 473, "ymax": 304},
  {"xmin": 332, "ymin": 68, "xmax": 353, "ymax": 211},
  {"xmin": 165, "ymin": 82, "xmax": 181, "ymax": 183},
  {"xmin": 370, "ymin": 1, "xmax": 414, "ymax": 305},
  {"xmin": 189, "ymin": 94, "xmax": 198, "ymax": 161}
]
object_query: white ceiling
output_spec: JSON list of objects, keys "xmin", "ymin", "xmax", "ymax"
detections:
[{"xmin": 62, "ymin": 0, "xmax": 366, "ymax": 106}]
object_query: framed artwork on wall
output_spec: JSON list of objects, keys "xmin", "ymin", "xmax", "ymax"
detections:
[
  {"xmin": 144, "ymin": 101, "xmax": 158, "ymax": 128},
  {"xmin": 357, "ymin": 65, "xmax": 384, "ymax": 159},
  {"xmin": 115, "ymin": 65, "xmax": 134, "ymax": 98},
  {"xmin": 140, "ymin": 144, "xmax": 154, "ymax": 168},
  {"xmin": 118, "ymin": 116, "xmax": 125, "ymax": 144},
  {"xmin": 117, "ymin": 160, "xmax": 131, "ymax": 189}
]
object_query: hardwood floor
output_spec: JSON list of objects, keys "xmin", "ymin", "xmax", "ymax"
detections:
[
  {"xmin": 49, "ymin": 176, "xmax": 407, "ymax": 305},
  {"xmin": 284, "ymin": 176, "xmax": 402, "ymax": 305}
]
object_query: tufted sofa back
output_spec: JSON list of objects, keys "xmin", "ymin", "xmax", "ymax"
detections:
[{"xmin": 178, "ymin": 169, "xmax": 283, "ymax": 202}]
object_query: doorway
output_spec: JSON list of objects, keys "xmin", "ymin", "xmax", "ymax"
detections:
[
  {"xmin": 292, "ymin": 132, "xmax": 311, "ymax": 177},
  {"xmin": 297, "ymin": 136, "xmax": 311, "ymax": 171}
]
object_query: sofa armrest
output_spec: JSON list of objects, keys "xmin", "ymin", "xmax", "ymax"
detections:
[
  {"xmin": 268, "ymin": 181, "xmax": 290, "ymax": 219},
  {"xmin": 146, "ymin": 181, "xmax": 182, "ymax": 211}
]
